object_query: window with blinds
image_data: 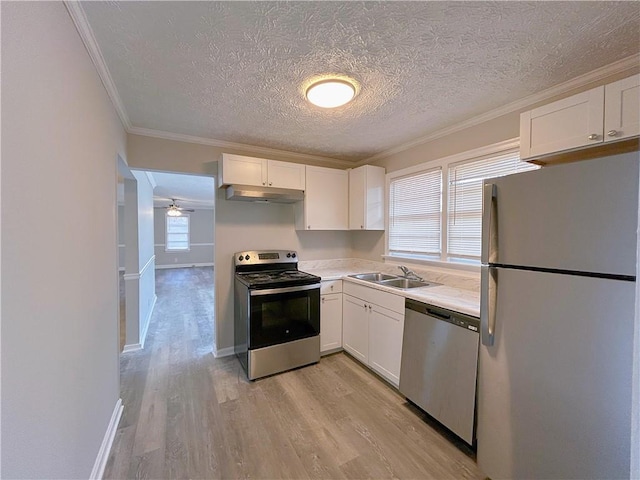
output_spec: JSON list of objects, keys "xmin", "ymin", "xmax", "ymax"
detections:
[
  {"xmin": 166, "ymin": 215, "xmax": 190, "ymax": 251},
  {"xmin": 447, "ymin": 149, "xmax": 538, "ymax": 259},
  {"xmin": 388, "ymin": 168, "xmax": 442, "ymax": 256}
]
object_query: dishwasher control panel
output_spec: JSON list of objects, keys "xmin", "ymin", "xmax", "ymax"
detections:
[{"xmin": 405, "ymin": 298, "xmax": 480, "ymax": 331}]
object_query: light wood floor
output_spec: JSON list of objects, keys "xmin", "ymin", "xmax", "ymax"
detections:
[{"xmin": 105, "ymin": 266, "xmax": 482, "ymax": 479}]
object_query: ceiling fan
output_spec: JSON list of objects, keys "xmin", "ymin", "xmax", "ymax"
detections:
[{"xmin": 163, "ymin": 198, "xmax": 194, "ymax": 216}]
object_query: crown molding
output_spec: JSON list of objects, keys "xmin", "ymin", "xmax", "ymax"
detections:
[
  {"xmin": 64, "ymin": 1, "xmax": 131, "ymax": 130},
  {"xmin": 361, "ymin": 53, "xmax": 640, "ymax": 165},
  {"xmin": 127, "ymin": 126, "xmax": 355, "ymax": 168}
]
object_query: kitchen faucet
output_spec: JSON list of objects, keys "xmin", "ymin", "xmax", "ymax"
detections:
[{"xmin": 398, "ymin": 265, "xmax": 424, "ymax": 281}]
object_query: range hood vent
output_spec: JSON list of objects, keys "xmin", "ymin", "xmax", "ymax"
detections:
[{"xmin": 225, "ymin": 184, "xmax": 304, "ymax": 204}]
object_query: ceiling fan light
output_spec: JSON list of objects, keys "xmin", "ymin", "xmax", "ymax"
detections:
[
  {"xmin": 167, "ymin": 207, "xmax": 182, "ymax": 216},
  {"xmin": 306, "ymin": 79, "xmax": 356, "ymax": 108}
]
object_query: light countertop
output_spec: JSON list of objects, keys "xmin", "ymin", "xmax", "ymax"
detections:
[{"xmin": 304, "ymin": 266, "xmax": 480, "ymax": 318}]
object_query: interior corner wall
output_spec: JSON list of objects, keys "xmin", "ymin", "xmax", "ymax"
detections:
[
  {"xmin": 1, "ymin": 2, "xmax": 125, "ymax": 478},
  {"xmin": 154, "ymin": 207, "xmax": 215, "ymax": 267}
]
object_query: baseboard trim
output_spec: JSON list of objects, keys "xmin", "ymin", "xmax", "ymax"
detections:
[
  {"xmin": 156, "ymin": 263, "xmax": 214, "ymax": 270},
  {"xmin": 90, "ymin": 398, "xmax": 123, "ymax": 480},
  {"xmin": 213, "ymin": 346, "xmax": 235, "ymax": 358},
  {"xmin": 122, "ymin": 343, "xmax": 142, "ymax": 353}
]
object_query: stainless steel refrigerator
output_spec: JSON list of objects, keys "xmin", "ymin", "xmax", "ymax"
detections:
[{"xmin": 478, "ymin": 151, "xmax": 638, "ymax": 479}]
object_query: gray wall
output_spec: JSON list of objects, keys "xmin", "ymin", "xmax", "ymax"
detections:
[
  {"xmin": 154, "ymin": 207, "xmax": 214, "ymax": 267},
  {"xmin": 2, "ymin": 2, "xmax": 125, "ymax": 477}
]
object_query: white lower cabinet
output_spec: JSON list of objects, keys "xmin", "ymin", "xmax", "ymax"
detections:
[
  {"xmin": 342, "ymin": 282, "xmax": 405, "ymax": 387},
  {"xmin": 369, "ymin": 304, "xmax": 404, "ymax": 386},
  {"xmin": 320, "ymin": 280, "xmax": 343, "ymax": 354},
  {"xmin": 342, "ymin": 294, "xmax": 369, "ymax": 363}
]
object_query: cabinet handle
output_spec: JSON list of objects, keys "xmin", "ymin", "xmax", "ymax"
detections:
[
  {"xmin": 361, "ymin": 225, "xmax": 364, "ymax": 229},
  {"xmin": 262, "ymin": 182, "xmax": 266, "ymax": 185},
  {"xmin": 308, "ymin": 225, "xmax": 311, "ymax": 230},
  {"xmin": 363, "ymin": 303, "xmax": 367, "ymax": 310},
  {"xmin": 269, "ymin": 182, "xmax": 272, "ymax": 186},
  {"xmin": 607, "ymin": 130, "xmax": 618, "ymax": 137},
  {"xmin": 322, "ymin": 297, "xmax": 325, "ymax": 304},
  {"xmin": 368, "ymin": 305, "xmax": 372, "ymax": 312},
  {"xmin": 330, "ymin": 285, "xmax": 334, "ymax": 291},
  {"xmin": 588, "ymin": 133, "xmax": 599, "ymax": 140}
]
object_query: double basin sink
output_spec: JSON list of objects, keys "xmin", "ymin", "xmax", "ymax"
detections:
[{"xmin": 348, "ymin": 272, "xmax": 440, "ymax": 290}]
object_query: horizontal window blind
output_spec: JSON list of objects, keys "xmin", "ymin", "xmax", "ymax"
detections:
[
  {"xmin": 166, "ymin": 215, "xmax": 190, "ymax": 251},
  {"xmin": 389, "ymin": 168, "xmax": 442, "ymax": 256},
  {"xmin": 448, "ymin": 149, "xmax": 538, "ymax": 258}
]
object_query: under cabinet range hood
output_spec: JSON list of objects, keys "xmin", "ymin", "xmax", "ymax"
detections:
[{"xmin": 225, "ymin": 184, "xmax": 304, "ymax": 204}]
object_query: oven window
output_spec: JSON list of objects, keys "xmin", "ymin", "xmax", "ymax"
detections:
[{"xmin": 249, "ymin": 288, "xmax": 320, "ymax": 349}]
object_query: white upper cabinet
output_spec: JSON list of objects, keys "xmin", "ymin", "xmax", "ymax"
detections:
[
  {"xmin": 219, "ymin": 153, "xmax": 266, "ymax": 187},
  {"xmin": 520, "ymin": 87, "xmax": 605, "ymax": 160},
  {"xmin": 604, "ymin": 74, "xmax": 640, "ymax": 142},
  {"xmin": 520, "ymin": 74, "xmax": 640, "ymax": 161},
  {"xmin": 218, "ymin": 154, "xmax": 305, "ymax": 190},
  {"xmin": 349, "ymin": 165, "xmax": 385, "ymax": 230},
  {"xmin": 295, "ymin": 166, "xmax": 348, "ymax": 230},
  {"xmin": 266, "ymin": 159, "xmax": 306, "ymax": 189}
]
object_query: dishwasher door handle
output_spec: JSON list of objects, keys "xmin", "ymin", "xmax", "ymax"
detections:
[{"xmin": 426, "ymin": 308, "xmax": 450, "ymax": 320}]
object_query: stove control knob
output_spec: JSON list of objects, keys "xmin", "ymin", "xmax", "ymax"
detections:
[
  {"xmin": 238, "ymin": 255, "xmax": 243, "ymax": 261},
  {"xmin": 245, "ymin": 254, "xmax": 250, "ymax": 261},
  {"xmin": 286, "ymin": 253, "xmax": 291, "ymax": 258},
  {"xmin": 291, "ymin": 253, "xmax": 296, "ymax": 258}
]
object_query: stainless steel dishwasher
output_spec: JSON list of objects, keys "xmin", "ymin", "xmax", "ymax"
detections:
[{"xmin": 399, "ymin": 298, "xmax": 480, "ymax": 445}]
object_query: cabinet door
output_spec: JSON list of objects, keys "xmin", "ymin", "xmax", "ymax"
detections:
[
  {"xmin": 349, "ymin": 166, "xmax": 365, "ymax": 229},
  {"xmin": 342, "ymin": 294, "xmax": 368, "ymax": 363},
  {"xmin": 267, "ymin": 160, "xmax": 305, "ymax": 190},
  {"xmin": 220, "ymin": 154, "xmax": 267, "ymax": 187},
  {"xmin": 364, "ymin": 166, "xmax": 385, "ymax": 230},
  {"xmin": 320, "ymin": 293, "xmax": 342, "ymax": 353},
  {"xmin": 301, "ymin": 166, "xmax": 348, "ymax": 230},
  {"xmin": 604, "ymin": 74, "xmax": 640, "ymax": 142},
  {"xmin": 369, "ymin": 304, "xmax": 404, "ymax": 387},
  {"xmin": 520, "ymin": 86, "xmax": 604, "ymax": 160},
  {"xmin": 349, "ymin": 165, "xmax": 385, "ymax": 230}
]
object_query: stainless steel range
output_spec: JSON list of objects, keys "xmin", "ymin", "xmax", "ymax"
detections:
[{"xmin": 234, "ymin": 250, "xmax": 321, "ymax": 380}]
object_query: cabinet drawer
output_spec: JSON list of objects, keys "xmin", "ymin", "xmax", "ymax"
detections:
[
  {"xmin": 321, "ymin": 280, "xmax": 342, "ymax": 294},
  {"xmin": 344, "ymin": 281, "xmax": 404, "ymax": 314}
]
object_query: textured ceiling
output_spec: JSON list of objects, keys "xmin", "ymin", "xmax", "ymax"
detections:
[{"xmin": 82, "ymin": 1, "xmax": 640, "ymax": 162}]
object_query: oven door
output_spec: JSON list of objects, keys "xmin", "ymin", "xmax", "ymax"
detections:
[{"xmin": 248, "ymin": 284, "xmax": 320, "ymax": 350}]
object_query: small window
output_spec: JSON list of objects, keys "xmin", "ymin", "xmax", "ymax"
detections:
[
  {"xmin": 166, "ymin": 214, "xmax": 190, "ymax": 251},
  {"xmin": 388, "ymin": 167, "xmax": 442, "ymax": 257}
]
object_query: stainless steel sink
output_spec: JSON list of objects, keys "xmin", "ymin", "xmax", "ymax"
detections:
[
  {"xmin": 349, "ymin": 272, "xmax": 440, "ymax": 290},
  {"xmin": 350, "ymin": 272, "xmax": 398, "ymax": 282},
  {"xmin": 378, "ymin": 278, "xmax": 440, "ymax": 289}
]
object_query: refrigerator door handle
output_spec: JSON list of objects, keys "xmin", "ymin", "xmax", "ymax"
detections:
[
  {"xmin": 480, "ymin": 265, "xmax": 498, "ymax": 346},
  {"xmin": 482, "ymin": 183, "xmax": 497, "ymax": 265}
]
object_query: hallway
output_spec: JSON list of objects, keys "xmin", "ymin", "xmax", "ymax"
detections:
[{"xmin": 105, "ymin": 266, "xmax": 481, "ymax": 479}]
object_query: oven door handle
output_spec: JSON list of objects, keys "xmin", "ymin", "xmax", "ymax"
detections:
[{"xmin": 249, "ymin": 283, "xmax": 320, "ymax": 296}]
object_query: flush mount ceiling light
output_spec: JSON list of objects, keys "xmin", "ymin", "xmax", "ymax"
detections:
[{"xmin": 306, "ymin": 79, "xmax": 356, "ymax": 108}]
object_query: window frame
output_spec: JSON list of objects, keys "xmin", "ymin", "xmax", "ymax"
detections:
[
  {"xmin": 165, "ymin": 213, "xmax": 191, "ymax": 252},
  {"xmin": 385, "ymin": 138, "xmax": 532, "ymax": 271}
]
